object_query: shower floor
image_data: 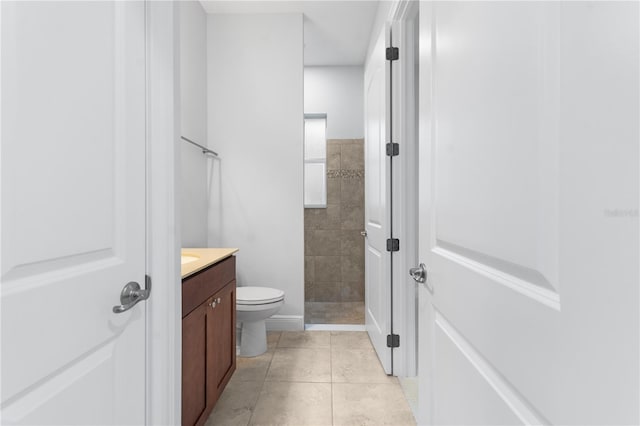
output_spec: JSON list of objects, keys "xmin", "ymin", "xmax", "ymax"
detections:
[{"xmin": 305, "ymin": 301, "xmax": 365, "ymax": 325}]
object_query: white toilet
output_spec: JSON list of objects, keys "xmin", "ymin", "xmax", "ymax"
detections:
[{"xmin": 236, "ymin": 286, "xmax": 285, "ymax": 357}]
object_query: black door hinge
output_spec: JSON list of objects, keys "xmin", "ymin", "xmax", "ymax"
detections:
[
  {"xmin": 386, "ymin": 143, "xmax": 399, "ymax": 157},
  {"xmin": 386, "ymin": 238, "xmax": 400, "ymax": 252},
  {"xmin": 386, "ymin": 47, "xmax": 399, "ymax": 61},
  {"xmin": 387, "ymin": 334, "xmax": 400, "ymax": 348}
]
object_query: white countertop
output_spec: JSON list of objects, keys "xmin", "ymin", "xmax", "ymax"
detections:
[{"xmin": 181, "ymin": 248, "xmax": 239, "ymax": 279}]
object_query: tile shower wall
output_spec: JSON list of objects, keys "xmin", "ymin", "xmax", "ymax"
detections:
[{"xmin": 305, "ymin": 139, "xmax": 365, "ymax": 303}]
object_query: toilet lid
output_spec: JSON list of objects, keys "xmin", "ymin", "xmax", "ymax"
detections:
[{"xmin": 236, "ymin": 286, "xmax": 285, "ymax": 305}]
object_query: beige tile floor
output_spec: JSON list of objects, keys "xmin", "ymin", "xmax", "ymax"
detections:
[{"xmin": 205, "ymin": 331, "xmax": 416, "ymax": 426}]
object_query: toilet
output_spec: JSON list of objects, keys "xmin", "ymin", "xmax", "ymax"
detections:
[{"xmin": 236, "ymin": 286, "xmax": 285, "ymax": 357}]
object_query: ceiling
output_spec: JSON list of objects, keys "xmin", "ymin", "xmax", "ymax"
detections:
[{"xmin": 199, "ymin": 1, "xmax": 380, "ymax": 66}]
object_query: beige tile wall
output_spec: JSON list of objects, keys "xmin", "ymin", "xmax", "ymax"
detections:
[{"xmin": 304, "ymin": 139, "xmax": 365, "ymax": 303}]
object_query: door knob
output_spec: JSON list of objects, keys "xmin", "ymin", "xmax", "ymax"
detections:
[
  {"xmin": 409, "ymin": 263, "xmax": 427, "ymax": 283},
  {"xmin": 360, "ymin": 230, "xmax": 368, "ymax": 237},
  {"xmin": 113, "ymin": 276, "xmax": 151, "ymax": 313}
]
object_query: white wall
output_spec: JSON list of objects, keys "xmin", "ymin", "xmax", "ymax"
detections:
[
  {"xmin": 365, "ymin": 1, "xmax": 393, "ymax": 67},
  {"xmin": 179, "ymin": 0, "xmax": 208, "ymax": 247},
  {"xmin": 207, "ymin": 13, "xmax": 305, "ymax": 323},
  {"xmin": 304, "ymin": 66, "xmax": 364, "ymax": 139}
]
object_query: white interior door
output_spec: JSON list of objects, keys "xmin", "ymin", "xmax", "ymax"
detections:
[
  {"xmin": 364, "ymin": 28, "xmax": 392, "ymax": 374},
  {"xmin": 1, "ymin": 2, "xmax": 147, "ymax": 424},
  {"xmin": 417, "ymin": 2, "xmax": 638, "ymax": 424}
]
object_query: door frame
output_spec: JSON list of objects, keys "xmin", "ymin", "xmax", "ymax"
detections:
[
  {"xmin": 387, "ymin": 0, "xmax": 420, "ymax": 378},
  {"xmin": 146, "ymin": 2, "xmax": 182, "ymax": 425}
]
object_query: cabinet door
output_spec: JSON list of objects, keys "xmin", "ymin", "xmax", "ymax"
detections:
[
  {"xmin": 182, "ymin": 302, "xmax": 208, "ymax": 426},
  {"xmin": 206, "ymin": 280, "xmax": 237, "ymax": 405}
]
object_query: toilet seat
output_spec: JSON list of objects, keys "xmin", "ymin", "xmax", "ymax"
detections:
[{"xmin": 236, "ymin": 286, "xmax": 284, "ymax": 305}]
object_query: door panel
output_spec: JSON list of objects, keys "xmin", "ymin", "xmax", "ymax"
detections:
[
  {"xmin": 418, "ymin": 2, "xmax": 639, "ymax": 425},
  {"xmin": 364, "ymin": 29, "xmax": 391, "ymax": 373},
  {"xmin": 208, "ymin": 280, "xmax": 236, "ymax": 404},
  {"xmin": 182, "ymin": 304, "xmax": 207, "ymax": 426},
  {"xmin": 365, "ymin": 245, "xmax": 383, "ymax": 329},
  {"xmin": 1, "ymin": 2, "xmax": 147, "ymax": 424},
  {"xmin": 433, "ymin": 1, "xmax": 560, "ymax": 308},
  {"xmin": 433, "ymin": 315, "xmax": 522, "ymax": 426}
]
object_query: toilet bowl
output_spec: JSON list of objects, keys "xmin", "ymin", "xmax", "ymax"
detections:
[{"xmin": 236, "ymin": 286, "xmax": 285, "ymax": 357}]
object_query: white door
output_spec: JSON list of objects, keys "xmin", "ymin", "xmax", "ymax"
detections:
[
  {"xmin": 1, "ymin": 2, "xmax": 147, "ymax": 425},
  {"xmin": 417, "ymin": 2, "xmax": 638, "ymax": 425},
  {"xmin": 364, "ymin": 28, "xmax": 392, "ymax": 373}
]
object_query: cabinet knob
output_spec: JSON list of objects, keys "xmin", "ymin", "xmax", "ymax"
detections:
[
  {"xmin": 217, "ymin": 297, "xmax": 221, "ymax": 304},
  {"xmin": 210, "ymin": 301, "xmax": 217, "ymax": 308}
]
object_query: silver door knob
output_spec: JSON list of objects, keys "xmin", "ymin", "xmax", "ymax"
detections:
[
  {"xmin": 360, "ymin": 230, "xmax": 368, "ymax": 237},
  {"xmin": 409, "ymin": 263, "xmax": 427, "ymax": 283},
  {"xmin": 113, "ymin": 276, "xmax": 151, "ymax": 313}
]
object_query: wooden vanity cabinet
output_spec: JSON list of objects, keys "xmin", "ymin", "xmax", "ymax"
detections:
[
  {"xmin": 207, "ymin": 281, "xmax": 236, "ymax": 406},
  {"xmin": 182, "ymin": 256, "xmax": 236, "ymax": 426},
  {"xmin": 182, "ymin": 302, "xmax": 207, "ymax": 426}
]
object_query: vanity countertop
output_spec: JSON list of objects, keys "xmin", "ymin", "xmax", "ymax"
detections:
[{"xmin": 181, "ymin": 248, "xmax": 239, "ymax": 279}]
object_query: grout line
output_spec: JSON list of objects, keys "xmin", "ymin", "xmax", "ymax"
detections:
[
  {"xmin": 260, "ymin": 380, "xmax": 333, "ymax": 384},
  {"xmin": 305, "ymin": 323, "xmax": 366, "ymax": 331},
  {"xmin": 246, "ymin": 335, "xmax": 280, "ymax": 426},
  {"xmin": 246, "ymin": 376, "xmax": 268, "ymax": 426}
]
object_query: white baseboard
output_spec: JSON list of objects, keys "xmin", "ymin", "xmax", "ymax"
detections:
[{"xmin": 265, "ymin": 315, "xmax": 304, "ymax": 331}]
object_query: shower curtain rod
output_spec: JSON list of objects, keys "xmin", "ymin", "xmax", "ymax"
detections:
[{"xmin": 181, "ymin": 136, "xmax": 219, "ymax": 157}]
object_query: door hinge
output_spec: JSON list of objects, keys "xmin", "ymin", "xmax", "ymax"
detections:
[
  {"xmin": 387, "ymin": 334, "xmax": 400, "ymax": 348},
  {"xmin": 386, "ymin": 47, "xmax": 399, "ymax": 61},
  {"xmin": 386, "ymin": 143, "xmax": 399, "ymax": 157},
  {"xmin": 386, "ymin": 238, "xmax": 400, "ymax": 252}
]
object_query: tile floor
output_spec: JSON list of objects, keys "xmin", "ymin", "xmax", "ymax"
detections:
[
  {"xmin": 205, "ymin": 331, "xmax": 416, "ymax": 426},
  {"xmin": 304, "ymin": 302, "xmax": 365, "ymax": 324}
]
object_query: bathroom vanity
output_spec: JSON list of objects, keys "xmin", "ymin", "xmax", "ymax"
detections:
[{"xmin": 181, "ymin": 248, "xmax": 238, "ymax": 426}]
